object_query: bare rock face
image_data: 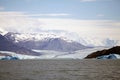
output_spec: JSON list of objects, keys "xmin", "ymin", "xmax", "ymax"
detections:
[{"xmin": 85, "ymin": 46, "xmax": 120, "ymax": 59}]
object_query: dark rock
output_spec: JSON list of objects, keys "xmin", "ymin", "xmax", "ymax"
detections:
[{"xmin": 85, "ymin": 46, "xmax": 120, "ymax": 59}]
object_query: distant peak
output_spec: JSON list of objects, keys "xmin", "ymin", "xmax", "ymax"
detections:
[{"xmin": 0, "ymin": 28, "xmax": 8, "ymax": 36}]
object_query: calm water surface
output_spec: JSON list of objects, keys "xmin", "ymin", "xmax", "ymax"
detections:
[{"xmin": 0, "ymin": 59, "xmax": 120, "ymax": 80}]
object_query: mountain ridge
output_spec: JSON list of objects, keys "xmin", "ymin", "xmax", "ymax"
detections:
[
  {"xmin": 5, "ymin": 32, "xmax": 89, "ymax": 52},
  {"xmin": 0, "ymin": 34, "xmax": 41, "ymax": 56}
]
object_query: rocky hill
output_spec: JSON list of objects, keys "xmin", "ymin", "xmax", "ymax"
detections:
[{"xmin": 85, "ymin": 46, "xmax": 120, "ymax": 59}]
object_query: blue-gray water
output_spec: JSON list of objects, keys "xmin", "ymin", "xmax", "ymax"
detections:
[{"xmin": 0, "ymin": 59, "xmax": 120, "ymax": 80}]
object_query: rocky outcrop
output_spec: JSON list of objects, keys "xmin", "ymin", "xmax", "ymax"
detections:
[{"xmin": 85, "ymin": 46, "xmax": 120, "ymax": 59}]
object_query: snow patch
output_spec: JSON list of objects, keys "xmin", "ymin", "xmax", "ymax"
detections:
[{"xmin": 0, "ymin": 28, "xmax": 8, "ymax": 36}]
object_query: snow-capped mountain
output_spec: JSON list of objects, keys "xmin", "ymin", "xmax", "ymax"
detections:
[
  {"xmin": 5, "ymin": 32, "xmax": 89, "ymax": 52},
  {"xmin": 78, "ymin": 37, "xmax": 118, "ymax": 47},
  {"xmin": 4, "ymin": 30, "xmax": 119, "ymax": 47},
  {"xmin": 1, "ymin": 27, "xmax": 119, "ymax": 47},
  {"xmin": 0, "ymin": 28, "xmax": 119, "ymax": 52},
  {"xmin": 1, "ymin": 28, "xmax": 120, "ymax": 59},
  {"xmin": 0, "ymin": 34, "xmax": 41, "ymax": 56},
  {"xmin": 5, "ymin": 31, "xmax": 74, "ymax": 43}
]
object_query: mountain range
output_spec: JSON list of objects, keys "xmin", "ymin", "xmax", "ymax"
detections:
[
  {"xmin": 0, "ymin": 28, "xmax": 120, "ymax": 59},
  {"xmin": 0, "ymin": 28, "xmax": 90, "ymax": 57},
  {"xmin": 4, "ymin": 32, "xmax": 90, "ymax": 52}
]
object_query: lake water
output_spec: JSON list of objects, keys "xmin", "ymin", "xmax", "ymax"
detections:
[{"xmin": 0, "ymin": 59, "xmax": 120, "ymax": 80}]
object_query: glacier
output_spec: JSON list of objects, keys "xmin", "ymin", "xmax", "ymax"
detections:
[{"xmin": 0, "ymin": 46, "xmax": 112, "ymax": 59}]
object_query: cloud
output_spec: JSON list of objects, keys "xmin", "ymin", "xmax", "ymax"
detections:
[
  {"xmin": 0, "ymin": 12, "xmax": 26, "ymax": 16},
  {"xmin": 26, "ymin": 13, "xmax": 71, "ymax": 17},
  {"xmin": 38, "ymin": 18, "xmax": 120, "ymax": 39},
  {"xmin": 0, "ymin": 12, "xmax": 71, "ymax": 17},
  {"xmin": 80, "ymin": 0, "xmax": 97, "ymax": 2},
  {"xmin": 40, "ymin": 13, "xmax": 70, "ymax": 16},
  {"xmin": 0, "ymin": 6, "xmax": 5, "ymax": 10},
  {"xmin": 0, "ymin": 12, "xmax": 43, "ymax": 32},
  {"xmin": 0, "ymin": 11, "xmax": 120, "ymax": 40}
]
